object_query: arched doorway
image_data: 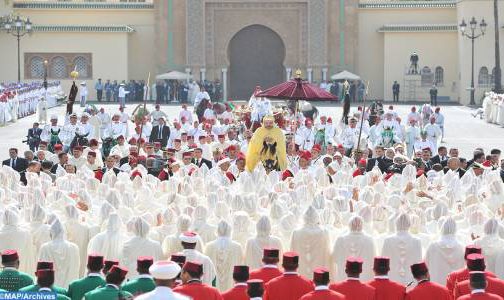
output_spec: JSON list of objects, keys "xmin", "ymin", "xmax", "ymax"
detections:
[{"xmin": 229, "ymin": 24, "xmax": 286, "ymax": 100}]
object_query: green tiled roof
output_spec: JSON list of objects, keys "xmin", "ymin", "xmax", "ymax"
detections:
[
  {"xmin": 378, "ymin": 24, "xmax": 458, "ymax": 32},
  {"xmin": 31, "ymin": 24, "xmax": 135, "ymax": 32},
  {"xmin": 13, "ymin": 2, "xmax": 153, "ymax": 9},
  {"xmin": 359, "ymin": 1, "xmax": 456, "ymax": 9}
]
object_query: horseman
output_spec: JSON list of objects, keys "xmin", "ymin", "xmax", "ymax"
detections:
[
  {"xmin": 59, "ymin": 113, "xmax": 79, "ymax": 152},
  {"xmin": 245, "ymin": 114, "xmax": 287, "ymax": 173},
  {"xmin": 40, "ymin": 115, "xmax": 62, "ymax": 152}
]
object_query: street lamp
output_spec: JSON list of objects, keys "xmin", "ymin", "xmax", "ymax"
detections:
[
  {"xmin": 460, "ymin": 17, "xmax": 487, "ymax": 106},
  {"xmin": 1, "ymin": 15, "xmax": 33, "ymax": 82}
]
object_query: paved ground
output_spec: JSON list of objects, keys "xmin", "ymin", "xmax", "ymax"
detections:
[{"xmin": 1, "ymin": 101, "xmax": 503, "ymax": 160}]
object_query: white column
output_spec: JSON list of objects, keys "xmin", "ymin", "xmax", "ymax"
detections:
[
  {"xmin": 286, "ymin": 68, "xmax": 292, "ymax": 80},
  {"xmin": 185, "ymin": 67, "xmax": 191, "ymax": 83},
  {"xmin": 222, "ymin": 68, "xmax": 228, "ymax": 102},
  {"xmin": 200, "ymin": 68, "xmax": 206, "ymax": 82},
  {"xmin": 322, "ymin": 67, "xmax": 328, "ymax": 81},
  {"xmin": 307, "ymin": 68, "xmax": 313, "ymax": 83}
]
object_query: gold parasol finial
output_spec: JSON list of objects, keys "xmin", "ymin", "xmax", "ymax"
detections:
[
  {"xmin": 295, "ymin": 69, "xmax": 302, "ymax": 79},
  {"xmin": 70, "ymin": 66, "xmax": 79, "ymax": 80}
]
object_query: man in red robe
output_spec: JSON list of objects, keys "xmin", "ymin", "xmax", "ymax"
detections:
[
  {"xmin": 457, "ymin": 272, "xmax": 503, "ymax": 300},
  {"xmin": 169, "ymin": 253, "xmax": 186, "ymax": 288},
  {"xmin": 405, "ymin": 262, "xmax": 450, "ymax": 300},
  {"xmin": 249, "ymin": 248, "xmax": 282, "ymax": 284},
  {"xmin": 367, "ymin": 256, "xmax": 406, "ymax": 300},
  {"xmin": 173, "ymin": 261, "xmax": 222, "ymax": 300},
  {"xmin": 329, "ymin": 256, "xmax": 376, "ymax": 300},
  {"xmin": 263, "ymin": 252, "xmax": 314, "ymax": 300},
  {"xmin": 247, "ymin": 279, "xmax": 264, "ymax": 300},
  {"xmin": 222, "ymin": 266, "xmax": 249, "ymax": 300},
  {"xmin": 300, "ymin": 267, "xmax": 346, "ymax": 300},
  {"xmin": 447, "ymin": 245, "xmax": 486, "ymax": 296},
  {"xmin": 454, "ymin": 254, "xmax": 504, "ymax": 299}
]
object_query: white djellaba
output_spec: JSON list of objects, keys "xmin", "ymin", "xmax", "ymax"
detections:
[
  {"xmin": 245, "ymin": 216, "xmax": 284, "ymax": 270},
  {"xmin": 0, "ymin": 208, "xmax": 36, "ymax": 275},
  {"xmin": 205, "ymin": 220, "xmax": 243, "ymax": 291},
  {"xmin": 39, "ymin": 218, "xmax": 80, "ymax": 287},
  {"xmin": 87, "ymin": 213, "xmax": 125, "ymax": 261},
  {"xmin": 424, "ymin": 217, "xmax": 465, "ymax": 284},
  {"xmin": 162, "ymin": 214, "xmax": 204, "ymax": 258},
  {"xmin": 381, "ymin": 213, "xmax": 422, "ymax": 285},
  {"xmin": 474, "ymin": 219, "xmax": 504, "ymax": 273},
  {"xmin": 290, "ymin": 206, "xmax": 331, "ymax": 278},
  {"xmin": 63, "ymin": 205, "xmax": 90, "ymax": 277},
  {"xmin": 120, "ymin": 216, "xmax": 163, "ymax": 278},
  {"xmin": 28, "ymin": 204, "xmax": 51, "ymax": 257},
  {"xmin": 192, "ymin": 206, "xmax": 217, "ymax": 244},
  {"xmin": 331, "ymin": 216, "xmax": 376, "ymax": 281}
]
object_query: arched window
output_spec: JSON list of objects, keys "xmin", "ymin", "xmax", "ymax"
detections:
[
  {"xmin": 74, "ymin": 56, "xmax": 88, "ymax": 78},
  {"xmin": 30, "ymin": 56, "xmax": 44, "ymax": 79},
  {"xmin": 421, "ymin": 66, "xmax": 433, "ymax": 86},
  {"xmin": 478, "ymin": 67, "xmax": 489, "ymax": 86},
  {"xmin": 51, "ymin": 56, "xmax": 67, "ymax": 79},
  {"xmin": 434, "ymin": 66, "xmax": 444, "ymax": 86}
]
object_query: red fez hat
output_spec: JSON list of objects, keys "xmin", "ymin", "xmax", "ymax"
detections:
[
  {"xmin": 40, "ymin": 141, "xmax": 48, "ymax": 146},
  {"xmin": 226, "ymin": 172, "xmax": 236, "ymax": 182},
  {"xmin": 183, "ymin": 261, "xmax": 203, "ymax": 274},
  {"xmin": 227, "ymin": 145, "xmax": 237, "ymax": 152},
  {"xmin": 89, "ymin": 139, "xmax": 99, "ymax": 147},
  {"xmin": 313, "ymin": 267, "xmax": 330, "ymax": 282},
  {"xmin": 282, "ymin": 252, "xmax": 299, "ymax": 265},
  {"xmin": 247, "ymin": 279, "xmax": 264, "ymax": 293},
  {"xmin": 282, "ymin": 169, "xmax": 294, "ymax": 181},
  {"xmin": 73, "ymin": 146, "xmax": 83, "ymax": 151},
  {"xmin": 154, "ymin": 142, "xmax": 161, "ymax": 147},
  {"xmin": 109, "ymin": 265, "xmax": 128, "ymax": 280},
  {"xmin": 346, "ymin": 257, "xmax": 363, "ymax": 274},
  {"xmin": 87, "ymin": 254, "xmax": 104, "ymax": 270},
  {"xmin": 218, "ymin": 134, "xmax": 225, "ymax": 138},
  {"xmin": 410, "ymin": 262, "xmax": 428, "ymax": 278},
  {"xmin": 263, "ymin": 248, "xmax": 280, "ymax": 259},
  {"xmin": 312, "ymin": 144, "xmax": 322, "ymax": 152},
  {"xmin": 170, "ymin": 253, "xmax": 186, "ymax": 266},
  {"xmin": 35, "ymin": 268, "xmax": 54, "ymax": 281},
  {"xmin": 138, "ymin": 138, "xmax": 146, "ymax": 144},
  {"xmin": 233, "ymin": 265, "xmax": 250, "ymax": 277},
  {"xmin": 36, "ymin": 261, "xmax": 54, "ymax": 271},
  {"xmin": 422, "ymin": 147, "xmax": 431, "ymax": 152},
  {"xmin": 327, "ymin": 117, "xmax": 333, "ymax": 123},
  {"xmin": 131, "ymin": 170, "xmax": 142, "ymax": 178},
  {"xmin": 465, "ymin": 245, "xmax": 482, "ymax": 259},
  {"xmin": 358, "ymin": 158, "xmax": 367, "ymax": 165},
  {"xmin": 1, "ymin": 250, "xmax": 19, "ymax": 263},
  {"xmin": 299, "ymin": 151, "xmax": 312, "ymax": 161},
  {"xmin": 373, "ymin": 256, "xmax": 390, "ymax": 272},
  {"xmin": 137, "ymin": 256, "xmax": 154, "ymax": 269},
  {"xmin": 104, "ymin": 259, "xmax": 119, "ymax": 272},
  {"xmin": 337, "ymin": 144, "xmax": 344, "ymax": 149},
  {"xmin": 54, "ymin": 144, "xmax": 63, "ymax": 151},
  {"xmin": 128, "ymin": 138, "xmax": 137, "ymax": 145},
  {"xmin": 188, "ymin": 143, "xmax": 198, "ymax": 149},
  {"xmin": 482, "ymin": 160, "xmax": 492, "ymax": 168},
  {"xmin": 166, "ymin": 148, "xmax": 175, "ymax": 153},
  {"xmin": 467, "ymin": 254, "xmax": 486, "ymax": 271},
  {"xmin": 87, "ymin": 151, "xmax": 97, "ymax": 158},
  {"xmin": 174, "ymin": 139, "xmax": 181, "ymax": 143},
  {"xmin": 183, "ymin": 151, "xmax": 193, "ymax": 158}
]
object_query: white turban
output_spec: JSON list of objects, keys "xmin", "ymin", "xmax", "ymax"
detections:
[
  {"xmin": 256, "ymin": 215, "xmax": 272, "ymax": 237},
  {"xmin": 349, "ymin": 215, "xmax": 364, "ymax": 233},
  {"xmin": 217, "ymin": 220, "xmax": 232, "ymax": 238},
  {"xmin": 441, "ymin": 217, "xmax": 457, "ymax": 236},
  {"xmin": 303, "ymin": 206, "xmax": 320, "ymax": 226},
  {"xmin": 132, "ymin": 217, "xmax": 150, "ymax": 238},
  {"xmin": 50, "ymin": 218, "xmax": 65, "ymax": 241},
  {"xmin": 395, "ymin": 213, "xmax": 411, "ymax": 232}
]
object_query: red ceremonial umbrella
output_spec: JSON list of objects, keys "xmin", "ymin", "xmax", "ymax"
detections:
[{"xmin": 256, "ymin": 70, "xmax": 338, "ymax": 101}]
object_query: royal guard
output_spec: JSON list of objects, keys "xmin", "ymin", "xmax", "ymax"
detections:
[
  {"xmin": 405, "ymin": 262, "xmax": 450, "ymax": 300},
  {"xmin": 367, "ymin": 257, "xmax": 406, "ymax": 300},
  {"xmin": 67, "ymin": 254, "xmax": 106, "ymax": 300},
  {"xmin": 135, "ymin": 261, "xmax": 187, "ymax": 300},
  {"xmin": 170, "ymin": 254, "xmax": 186, "ymax": 288},
  {"xmin": 456, "ymin": 272, "xmax": 504, "ymax": 300},
  {"xmin": 20, "ymin": 261, "xmax": 66, "ymax": 295},
  {"xmin": 329, "ymin": 257, "xmax": 376, "ymax": 300},
  {"xmin": 0, "ymin": 250, "xmax": 33, "ymax": 291},
  {"xmin": 263, "ymin": 252, "xmax": 313, "ymax": 300},
  {"xmin": 446, "ymin": 245, "xmax": 491, "ymax": 296},
  {"xmin": 34, "ymin": 269, "xmax": 70, "ymax": 300},
  {"xmin": 299, "ymin": 268, "xmax": 346, "ymax": 300},
  {"xmin": 249, "ymin": 248, "xmax": 282, "ymax": 284},
  {"xmin": 454, "ymin": 254, "xmax": 504, "ymax": 299},
  {"xmin": 222, "ymin": 266, "xmax": 249, "ymax": 300},
  {"xmin": 84, "ymin": 265, "xmax": 132, "ymax": 300},
  {"xmin": 102, "ymin": 260, "xmax": 119, "ymax": 277}
]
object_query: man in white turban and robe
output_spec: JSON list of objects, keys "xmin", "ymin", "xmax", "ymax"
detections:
[
  {"xmin": 180, "ymin": 231, "xmax": 217, "ymax": 286},
  {"xmin": 424, "ymin": 217, "xmax": 465, "ymax": 284},
  {"xmin": 204, "ymin": 220, "xmax": 243, "ymax": 291},
  {"xmin": 245, "ymin": 216, "xmax": 283, "ymax": 270},
  {"xmin": 39, "ymin": 218, "xmax": 80, "ymax": 287},
  {"xmin": 63, "ymin": 205, "xmax": 90, "ymax": 277},
  {"xmin": 290, "ymin": 206, "xmax": 331, "ymax": 278},
  {"xmin": 120, "ymin": 216, "xmax": 163, "ymax": 278},
  {"xmin": 87, "ymin": 213, "xmax": 124, "ymax": 261},
  {"xmin": 381, "ymin": 213, "xmax": 422, "ymax": 285},
  {"xmin": 474, "ymin": 218, "xmax": 504, "ymax": 273},
  {"xmin": 331, "ymin": 215, "xmax": 376, "ymax": 281}
]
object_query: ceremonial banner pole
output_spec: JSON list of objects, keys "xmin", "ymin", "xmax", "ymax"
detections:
[
  {"xmin": 355, "ymin": 81, "xmax": 370, "ymax": 156},
  {"xmin": 137, "ymin": 72, "xmax": 150, "ymax": 152}
]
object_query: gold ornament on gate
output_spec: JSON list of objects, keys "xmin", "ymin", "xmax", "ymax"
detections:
[{"xmin": 70, "ymin": 69, "xmax": 79, "ymax": 80}]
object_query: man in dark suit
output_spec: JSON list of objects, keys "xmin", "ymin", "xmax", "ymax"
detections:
[
  {"xmin": 101, "ymin": 156, "xmax": 121, "ymax": 175},
  {"xmin": 2, "ymin": 148, "xmax": 29, "ymax": 184},
  {"xmin": 26, "ymin": 122, "xmax": 43, "ymax": 152},
  {"xmin": 430, "ymin": 146, "xmax": 448, "ymax": 168},
  {"xmin": 366, "ymin": 146, "xmax": 385, "ymax": 172},
  {"xmin": 50, "ymin": 152, "xmax": 69, "ymax": 174},
  {"xmin": 149, "ymin": 117, "xmax": 170, "ymax": 148},
  {"xmin": 191, "ymin": 147, "xmax": 212, "ymax": 169}
]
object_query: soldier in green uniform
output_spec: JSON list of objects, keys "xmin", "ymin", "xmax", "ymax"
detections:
[
  {"xmin": 84, "ymin": 265, "xmax": 133, "ymax": 300},
  {"xmin": 33, "ymin": 269, "xmax": 70, "ymax": 300},
  {"xmin": 19, "ymin": 261, "xmax": 67, "ymax": 295},
  {"xmin": 121, "ymin": 256, "xmax": 155, "ymax": 296},
  {"xmin": 102, "ymin": 259, "xmax": 119, "ymax": 276},
  {"xmin": 67, "ymin": 254, "xmax": 106, "ymax": 300},
  {"xmin": 0, "ymin": 250, "xmax": 33, "ymax": 291}
]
